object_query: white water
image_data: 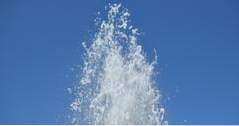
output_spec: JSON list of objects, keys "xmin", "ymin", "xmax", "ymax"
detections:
[{"xmin": 70, "ymin": 3, "xmax": 165, "ymax": 125}]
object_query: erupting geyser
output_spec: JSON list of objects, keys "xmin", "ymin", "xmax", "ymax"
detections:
[{"xmin": 69, "ymin": 3, "xmax": 166, "ymax": 125}]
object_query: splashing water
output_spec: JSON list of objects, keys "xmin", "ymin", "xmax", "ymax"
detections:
[{"xmin": 70, "ymin": 3, "xmax": 165, "ymax": 125}]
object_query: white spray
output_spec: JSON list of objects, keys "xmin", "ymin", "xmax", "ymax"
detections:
[{"xmin": 70, "ymin": 3, "xmax": 165, "ymax": 125}]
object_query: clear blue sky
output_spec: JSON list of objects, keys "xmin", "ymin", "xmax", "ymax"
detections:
[{"xmin": 0, "ymin": 0, "xmax": 239, "ymax": 124}]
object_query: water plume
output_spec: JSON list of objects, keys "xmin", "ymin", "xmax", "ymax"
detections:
[{"xmin": 70, "ymin": 3, "xmax": 165, "ymax": 125}]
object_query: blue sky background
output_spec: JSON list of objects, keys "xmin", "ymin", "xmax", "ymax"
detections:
[{"xmin": 0, "ymin": 0, "xmax": 239, "ymax": 124}]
